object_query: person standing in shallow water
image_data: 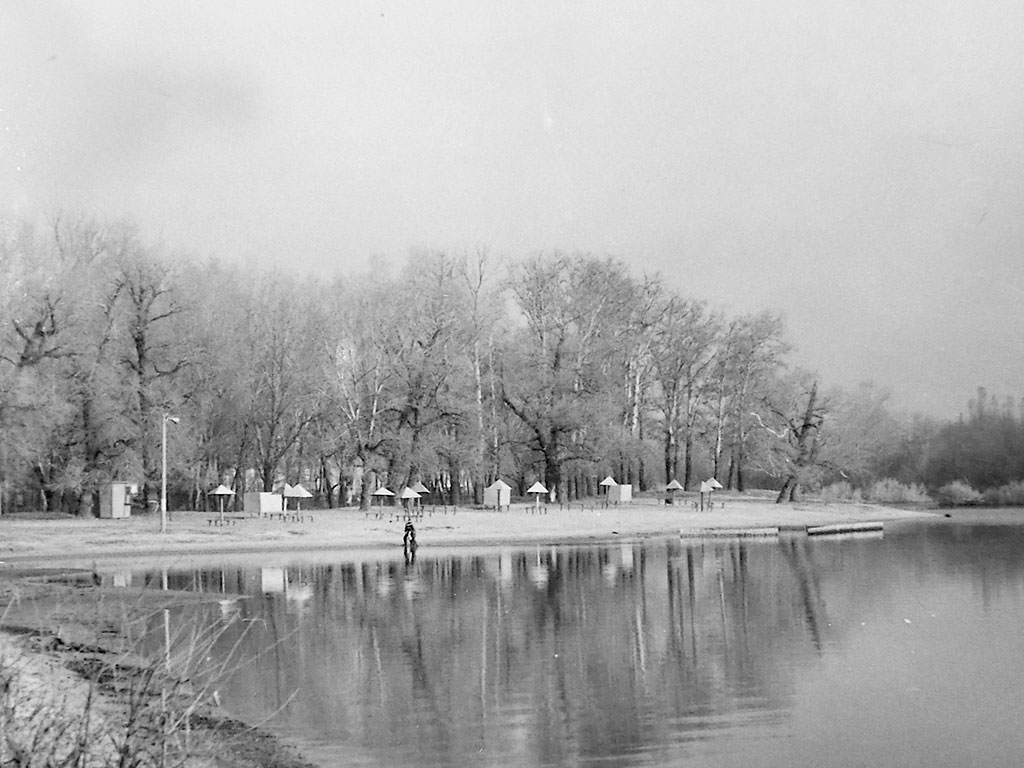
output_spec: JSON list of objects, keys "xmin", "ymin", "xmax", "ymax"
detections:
[{"xmin": 403, "ymin": 520, "xmax": 416, "ymax": 549}]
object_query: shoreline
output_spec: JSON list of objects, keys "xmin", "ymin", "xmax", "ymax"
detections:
[{"xmin": 0, "ymin": 497, "xmax": 938, "ymax": 567}]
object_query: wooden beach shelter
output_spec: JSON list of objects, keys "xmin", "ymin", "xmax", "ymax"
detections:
[
  {"xmin": 410, "ymin": 481, "xmax": 430, "ymax": 511},
  {"xmin": 599, "ymin": 475, "xmax": 617, "ymax": 496},
  {"xmin": 284, "ymin": 483, "xmax": 314, "ymax": 511},
  {"xmin": 208, "ymin": 484, "xmax": 235, "ymax": 523},
  {"xmin": 599, "ymin": 475, "xmax": 617, "ymax": 506},
  {"xmin": 698, "ymin": 477, "xmax": 723, "ymax": 511},
  {"xmin": 526, "ymin": 481, "xmax": 548, "ymax": 513},
  {"xmin": 399, "ymin": 486, "xmax": 421, "ymax": 515},
  {"xmin": 372, "ymin": 486, "xmax": 395, "ymax": 515},
  {"xmin": 665, "ymin": 478, "xmax": 683, "ymax": 505}
]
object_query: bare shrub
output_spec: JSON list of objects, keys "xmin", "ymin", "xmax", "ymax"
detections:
[
  {"xmin": 865, "ymin": 478, "xmax": 932, "ymax": 504},
  {"xmin": 934, "ymin": 480, "xmax": 983, "ymax": 507},
  {"xmin": 1, "ymin": 595, "xmax": 256, "ymax": 768},
  {"xmin": 982, "ymin": 481, "xmax": 1024, "ymax": 506},
  {"xmin": 819, "ymin": 481, "xmax": 862, "ymax": 502}
]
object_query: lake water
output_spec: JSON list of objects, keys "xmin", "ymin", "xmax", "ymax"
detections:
[{"xmin": 139, "ymin": 510, "xmax": 1024, "ymax": 767}]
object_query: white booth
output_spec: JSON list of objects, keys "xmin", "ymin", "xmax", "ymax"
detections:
[
  {"xmin": 608, "ymin": 484, "xmax": 633, "ymax": 504},
  {"xmin": 99, "ymin": 482, "xmax": 137, "ymax": 519},
  {"xmin": 483, "ymin": 479, "xmax": 512, "ymax": 510},
  {"xmin": 244, "ymin": 491, "xmax": 284, "ymax": 516}
]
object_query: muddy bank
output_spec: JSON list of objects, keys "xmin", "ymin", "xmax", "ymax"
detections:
[{"xmin": 0, "ymin": 580, "xmax": 316, "ymax": 768}]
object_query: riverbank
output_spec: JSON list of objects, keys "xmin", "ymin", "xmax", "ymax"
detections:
[{"xmin": 0, "ymin": 496, "xmax": 935, "ymax": 567}]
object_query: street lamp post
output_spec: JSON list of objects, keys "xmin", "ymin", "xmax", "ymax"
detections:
[{"xmin": 161, "ymin": 414, "xmax": 179, "ymax": 534}]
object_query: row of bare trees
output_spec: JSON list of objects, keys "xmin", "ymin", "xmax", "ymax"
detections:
[{"xmin": 0, "ymin": 216, "xmax": 898, "ymax": 514}]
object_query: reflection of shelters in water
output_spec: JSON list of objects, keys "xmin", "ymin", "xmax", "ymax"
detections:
[
  {"xmin": 218, "ymin": 598, "xmax": 241, "ymax": 622},
  {"xmin": 528, "ymin": 548, "xmax": 550, "ymax": 589},
  {"xmin": 285, "ymin": 572, "xmax": 313, "ymax": 607},
  {"xmin": 261, "ymin": 567, "xmax": 285, "ymax": 594},
  {"xmin": 620, "ymin": 542, "xmax": 634, "ymax": 572},
  {"xmin": 260, "ymin": 566, "xmax": 314, "ymax": 612},
  {"xmin": 603, "ymin": 543, "xmax": 637, "ymax": 584},
  {"xmin": 197, "ymin": 538, "xmax": 889, "ymax": 764}
]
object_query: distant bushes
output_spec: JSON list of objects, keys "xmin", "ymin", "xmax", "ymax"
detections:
[
  {"xmin": 867, "ymin": 478, "xmax": 931, "ymax": 504},
  {"xmin": 818, "ymin": 481, "xmax": 860, "ymax": 502},
  {"xmin": 982, "ymin": 481, "xmax": 1024, "ymax": 506},
  {"xmin": 849, "ymin": 477, "xmax": 1024, "ymax": 507},
  {"xmin": 818, "ymin": 479, "xmax": 932, "ymax": 504},
  {"xmin": 934, "ymin": 480, "xmax": 983, "ymax": 507}
]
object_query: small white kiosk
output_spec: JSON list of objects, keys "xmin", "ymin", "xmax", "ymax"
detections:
[
  {"xmin": 99, "ymin": 482, "xmax": 137, "ymax": 519},
  {"xmin": 608, "ymin": 483, "xmax": 633, "ymax": 504},
  {"xmin": 483, "ymin": 479, "xmax": 512, "ymax": 511}
]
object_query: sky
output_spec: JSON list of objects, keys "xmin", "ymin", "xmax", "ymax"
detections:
[{"xmin": 2, "ymin": 1, "xmax": 1023, "ymax": 419}]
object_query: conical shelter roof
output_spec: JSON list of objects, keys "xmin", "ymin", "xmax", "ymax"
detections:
[
  {"xmin": 665, "ymin": 479, "xmax": 683, "ymax": 491},
  {"xmin": 599, "ymin": 475, "xmax": 618, "ymax": 487},
  {"xmin": 527, "ymin": 482, "xmax": 548, "ymax": 494},
  {"xmin": 372, "ymin": 487, "xmax": 395, "ymax": 497},
  {"xmin": 487, "ymin": 479, "xmax": 512, "ymax": 492},
  {"xmin": 285, "ymin": 483, "xmax": 313, "ymax": 498},
  {"xmin": 399, "ymin": 487, "xmax": 421, "ymax": 500},
  {"xmin": 208, "ymin": 484, "xmax": 235, "ymax": 496},
  {"xmin": 410, "ymin": 481, "xmax": 430, "ymax": 494}
]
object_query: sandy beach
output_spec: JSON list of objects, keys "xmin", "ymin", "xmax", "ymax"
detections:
[{"xmin": 0, "ymin": 495, "xmax": 937, "ymax": 568}]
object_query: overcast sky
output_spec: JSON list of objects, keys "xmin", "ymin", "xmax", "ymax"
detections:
[{"xmin": 3, "ymin": 1, "xmax": 1023, "ymax": 419}]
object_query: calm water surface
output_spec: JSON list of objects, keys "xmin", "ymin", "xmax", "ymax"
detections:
[{"xmin": 137, "ymin": 510, "xmax": 1024, "ymax": 767}]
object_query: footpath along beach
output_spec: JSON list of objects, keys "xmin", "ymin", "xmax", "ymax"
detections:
[{"xmin": 0, "ymin": 495, "xmax": 937, "ymax": 566}]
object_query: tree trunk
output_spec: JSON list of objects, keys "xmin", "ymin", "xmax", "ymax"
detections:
[
  {"xmin": 683, "ymin": 431, "xmax": 694, "ymax": 490},
  {"xmin": 544, "ymin": 450, "xmax": 561, "ymax": 503},
  {"xmin": 449, "ymin": 456, "xmax": 462, "ymax": 507},
  {"xmin": 664, "ymin": 427, "xmax": 678, "ymax": 486}
]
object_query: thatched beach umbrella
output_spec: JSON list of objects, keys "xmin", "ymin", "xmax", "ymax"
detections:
[
  {"xmin": 372, "ymin": 486, "xmax": 395, "ymax": 514},
  {"xmin": 399, "ymin": 486, "xmax": 421, "ymax": 515},
  {"xmin": 698, "ymin": 478, "xmax": 723, "ymax": 510},
  {"xmin": 599, "ymin": 475, "xmax": 617, "ymax": 502},
  {"xmin": 526, "ymin": 481, "xmax": 548, "ymax": 513},
  {"xmin": 208, "ymin": 484, "xmax": 235, "ymax": 523},
  {"xmin": 410, "ymin": 481, "xmax": 429, "ymax": 510},
  {"xmin": 665, "ymin": 478, "xmax": 683, "ymax": 505}
]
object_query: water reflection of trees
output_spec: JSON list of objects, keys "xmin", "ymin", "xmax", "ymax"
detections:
[{"xmin": 135, "ymin": 527, "xmax": 1024, "ymax": 767}]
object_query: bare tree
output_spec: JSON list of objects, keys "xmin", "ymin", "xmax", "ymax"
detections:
[
  {"xmin": 502, "ymin": 254, "xmax": 633, "ymax": 501},
  {"xmin": 650, "ymin": 297, "xmax": 721, "ymax": 489},
  {"xmin": 714, "ymin": 312, "xmax": 790, "ymax": 491},
  {"xmin": 238, "ymin": 275, "xmax": 323, "ymax": 492}
]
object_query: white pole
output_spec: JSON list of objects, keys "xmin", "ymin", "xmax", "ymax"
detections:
[
  {"xmin": 160, "ymin": 414, "xmax": 179, "ymax": 534},
  {"xmin": 161, "ymin": 415, "xmax": 168, "ymax": 534}
]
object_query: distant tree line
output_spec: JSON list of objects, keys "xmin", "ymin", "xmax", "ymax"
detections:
[{"xmin": 0, "ymin": 216, "xmax": 1015, "ymax": 514}]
